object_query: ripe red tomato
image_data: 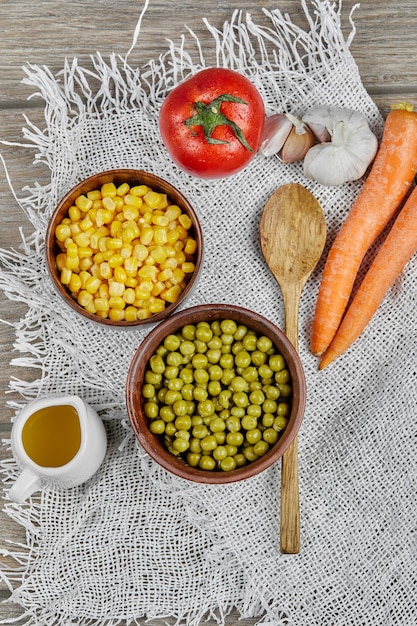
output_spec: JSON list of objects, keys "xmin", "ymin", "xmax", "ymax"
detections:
[{"xmin": 159, "ymin": 67, "xmax": 265, "ymax": 179}]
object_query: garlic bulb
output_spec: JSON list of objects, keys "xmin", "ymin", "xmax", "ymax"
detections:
[
  {"xmin": 302, "ymin": 105, "xmax": 378, "ymax": 186},
  {"xmin": 260, "ymin": 112, "xmax": 315, "ymax": 162}
]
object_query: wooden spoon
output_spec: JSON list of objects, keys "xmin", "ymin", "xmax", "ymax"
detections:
[{"xmin": 259, "ymin": 182, "xmax": 326, "ymax": 554}]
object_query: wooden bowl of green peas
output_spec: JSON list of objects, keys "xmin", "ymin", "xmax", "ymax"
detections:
[{"xmin": 126, "ymin": 304, "xmax": 306, "ymax": 483}]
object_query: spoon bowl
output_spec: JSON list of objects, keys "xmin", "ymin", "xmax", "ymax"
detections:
[{"xmin": 260, "ymin": 182, "xmax": 326, "ymax": 553}]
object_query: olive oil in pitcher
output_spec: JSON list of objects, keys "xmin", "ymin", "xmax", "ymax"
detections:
[{"xmin": 21, "ymin": 404, "xmax": 81, "ymax": 467}]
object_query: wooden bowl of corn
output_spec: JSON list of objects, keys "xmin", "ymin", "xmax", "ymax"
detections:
[{"xmin": 45, "ymin": 169, "xmax": 203, "ymax": 327}]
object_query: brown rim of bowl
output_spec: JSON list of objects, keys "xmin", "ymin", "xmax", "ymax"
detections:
[
  {"xmin": 126, "ymin": 304, "xmax": 306, "ymax": 484},
  {"xmin": 45, "ymin": 169, "xmax": 204, "ymax": 327}
]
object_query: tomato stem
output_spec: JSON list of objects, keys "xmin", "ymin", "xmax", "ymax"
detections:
[{"xmin": 184, "ymin": 94, "xmax": 254, "ymax": 151}]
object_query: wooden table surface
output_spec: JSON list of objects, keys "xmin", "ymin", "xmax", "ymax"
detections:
[{"xmin": 1, "ymin": 1, "xmax": 416, "ymax": 623}]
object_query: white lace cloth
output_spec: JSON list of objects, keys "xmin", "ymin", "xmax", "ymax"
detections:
[{"xmin": 1, "ymin": 2, "xmax": 416, "ymax": 625}]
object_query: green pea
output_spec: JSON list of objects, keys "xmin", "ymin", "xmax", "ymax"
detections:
[
  {"xmin": 263, "ymin": 399, "xmax": 277, "ymax": 414},
  {"xmin": 199, "ymin": 455, "xmax": 216, "ymax": 471},
  {"xmin": 232, "ymin": 391, "xmax": 249, "ymax": 408},
  {"xmin": 175, "ymin": 429, "xmax": 190, "ymax": 441},
  {"xmin": 164, "ymin": 389, "xmax": 182, "ymax": 405},
  {"xmin": 213, "ymin": 446, "xmax": 227, "ymax": 461},
  {"xmin": 206, "ymin": 349, "xmax": 221, "ymax": 364},
  {"xmin": 192, "ymin": 424, "xmax": 209, "ymax": 439},
  {"xmin": 198, "ymin": 399, "xmax": 215, "ymax": 417},
  {"xmin": 241, "ymin": 366, "xmax": 258, "ymax": 382},
  {"xmin": 166, "ymin": 351, "xmax": 182, "ymax": 367},
  {"xmin": 149, "ymin": 419, "xmax": 165, "ymax": 434},
  {"xmin": 221, "ymin": 333, "xmax": 234, "ymax": 346},
  {"xmin": 220, "ymin": 354, "xmax": 234, "ymax": 369},
  {"xmin": 193, "ymin": 386, "xmax": 208, "ymax": 402},
  {"xmin": 257, "ymin": 335, "xmax": 273, "ymax": 353},
  {"xmin": 231, "ymin": 341, "xmax": 244, "ymax": 356},
  {"xmin": 186, "ymin": 452, "xmax": 201, "ymax": 467},
  {"xmin": 164, "ymin": 365, "xmax": 179, "ymax": 379},
  {"xmin": 200, "ymin": 435, "xmax": 217, "ymax": 452},
  {"xmin": 262, "ymin": 413, "xmax": 275, "ymax": 427},
  {"xmin": 234, "ymin": 350, "xmax": 251, "ymax": 368},
  {"xmin": 277, "ymin": 402, "xmax": 290, "ymax": 416},
  {"xmin": 189, "ymin": 437, "xmax": 202, "ymax": 453},
  {"xmin": 210, "ymin": 417, "xmax": 226, "ymax": 432},
  {"xmin": 214, "ymin": 431, "xmax": 226, "ymax": 444},
  {"xmin": 251, "ymin": 350, "xmax": 266, "ymax": 366},
  {"xmin": 226, "ymin": 431, "xmax": 244, "ymax": 447},
  {"xmin": 179, "ymin": 340, "xmax": 196, "ymax": 356},
  {"xmin": 220, "ymin": 456, "xmax": 237, "ymax": 472},
  {"xmin": 194, "ymin": 340, "xmax": 208, "ymax": 354},
  {"xmin": 243, "ymin": 446, "xmax": 258, "ymax": 462},
  {"xmin": 142, "ymin": 383, "xmax": 155, "ymax": 399},
  {"xmin": 181, "ymin": 324, "xmax": 196, "ymax": 340},
  {"xmin": 253, "ymin": 440, "xmax": 269, "ymax": 457},
  {"xmin": 273, "ymin": 416, "xmax": 288, "ymax": 431},
  {"xmin": 172, "ymin": 437, "xmax": 189, "ymax": 453},
  {"xmin": 230, "ymin": 376, "xmax": 248, "ymax": 392},
  {"xmin": 207, "ymin": 335, "xmax": 222, "ymax": 350},
  {"xmin": 241, "ymin": 415, "xmax": 257, "ymax": 431},
  {"xmin": 234, "ymin": 324, "xmax": 248, "ymax": 341},
  {"xmin": 277, "ymin": 383, "xmax": 292, "ymax": 397},
  {"xmin": 246, "ymin": 428, "xmax": 262, "ymax": 444},
  {"xmin": 165, "ymin": 422, "xmax": 177, "ymax": 436},
  {"xmin": 164, "ymin": 334, "xmax": 181, "ymax": 351},
  {"xmin": 224, "ymin": 444, "xmax": 238, "ymax": 457},
  {"xmin": 221, "ymin": 343, "xmax": 231, "ymax": 354},
  {"xmin": 143, "ymin": 402, "xmax": 158, "ymax": 418},
  {"xmin": 181, "ymin": 383, "xmax": 194, "ymax": 401},
  {"xmin": 218, "ymin": 389, "xmax": 232, "ymax": 409},
  {"xmin": 234, "ymin": 453, "xmax": 247, "ymax": 468},
  {"xmin": 192, "ymin": 353, "xmax": 208, "ymax": 369},
  {"xmin": 167, "ymin": 377, "xmax": 183, "ymax": 391},
  {"xmin": 220, "ymin": 319, "xmax": 237, "ymax": 335},
  {"xmin": 179, "ymin": 368, "xmax": 194, "ymax": 384},
  {"xmin": 156, "ymin": 345, "xmax": 168, "ymax": 357},
  {"xmin": 275, "ymin": 368, "xmax": 290, "ymax": 384},
  {"xmin": 195, "ymin": 325, "xmax": 213, "ymax": 343},
  {"xmin": 258, "ymin": 364, "xmax": 273, "ymax": 379},
  {"xmin": 242, "ymin": 333, "xmax": 257, "ymax": 351},
  {"xmin": 263, "ymin": 428, "xmax": 279, "ymax": 444},
  {"xmin": 210, "ymin": 321, "xmax": 222, "ymax": 336},
  {"xmin": 160, "ymin": 406, "xmax": 175, "ymax": 422},
  {"xmin": 194, "ymin": 368, "xmax": 209, "ymax": 385},
  {"xmin": 144, "ymin": 371, "xmax": 162, "ymax": 385},
  {"xmin": 207, "ymin": 364, "xmax": 222, "ymax": 380},
  {"xmin": 247, "ymin": 404, "xmax": 262, "ymax": 418},
  {"xmin": 175, "ymin": 415, "xmax": 192, "ymax": 431},
  {"xmin": 269, "ymin": 354, "xmax": 285, "ymax": 372},
  {"xmin": 263, "ymin": 384, "xmax": 280, "ymax": 400},
  {"xmin": 249, "ymin": 389, "xmax": 265, "ymax": 405},
  {"xmin": 221, "ymin": 369, "xmax": 235, "ymax": 387},
  {"xmin": 226, "ymin": 416, "xmax": 241, "ymax": 432},
  {"xmin": 230, "ymin": 406, "xmax": 245, "ymax": 418},
  {"xmin": 149, "ymin": 354, "xmax": 165, "ymax": 374},
  {"xmin": 208, "ymin": 380, "xmax": 222, "ymax": 396},
  {"xmin": 173, "ymin": 400, "xmax": 189, "ymax": 417}
]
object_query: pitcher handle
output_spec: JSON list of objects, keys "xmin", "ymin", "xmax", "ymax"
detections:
[{"xmin": 8, "ymin": 468, "xmax": 41, "ymax": 503}]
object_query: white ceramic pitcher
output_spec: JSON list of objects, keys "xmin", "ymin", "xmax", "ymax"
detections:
[{"xmin": 8, "ymin": 395, "xmax": 107, "ymax": 503}]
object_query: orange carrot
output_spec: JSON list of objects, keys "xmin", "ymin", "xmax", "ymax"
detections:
[
  {"xmin": 319, "ymin": 183, "xmax": 417, "ymax": 369},
  {"xmin": 311, "ymin": 107, "xmax": 417, "ymax": 356}
]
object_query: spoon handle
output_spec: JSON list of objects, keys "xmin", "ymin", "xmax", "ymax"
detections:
[{"xmin": 280, "ymin": 283, "xmax": 302, "ymax": 554}]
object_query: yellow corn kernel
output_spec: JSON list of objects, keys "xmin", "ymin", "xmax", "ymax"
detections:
[
  {"xmin": 114, "ymin": 266, "xmax": 127, "ymax": 283},
  {"xmin": 124, "ymin": 306, "xmax": 137, "ymax": 322},
  {"xmin": 69, "ymin": 272, "xmax": 82, "ymax": 293},
  {"xmin": 79, "ymin": 271, "xmax": 92, "ymax": 289},
  {"xmin": 101, "ymin": 182, "xmax": 117, "ymax": 198},
  {"xmin": 123, "ymin": 219, "xmax": 140, "ymax": 237},
  {"xmin": 99, "ymin": 262, "xmax": 112, "ymax": 280},
  {"xmin": 135, "ymin": 286, "xmax": 151, "ymax": 300},
  {"xmin": 174, "ymin": 251, "xmax": 186, "ymax": 265},
  {"xmin": 114, "ymin": 196, "xmax": 125, "ymax": 211},
  {"xmin": 130, "ymin": 185, "xmax": 148, "ymax": 197},
  {"xmin": 176, "ymin": 224, "xmax": 189, "ymax": 240},
  {"xmin": 125, "ymin": 276, "xmax": 138, "ymax": 288},
  {"xmin": 92, "ymin": 199, "xmax": 103, "ymax": 211},
  {"xmin": 123, "ymin": 206, "xmax": 139, "ymax": 221},
  {"xmin": 182, "ymin": 261, "xmax": 195, "ymax": 274},
  {"xmin": 69, "ymin": 223, "xmax": 82, "ymax": 237},
  {"xmin": 144, "ymin": 190, "xmax": 162, "ymax": 209},
  {"xmin": 133, "ymin": 243, "xmax": 149, "ymax": 262},
  {"xmin": 151, "ymin": 281, "xmax": 165, "ymax": 297},
  {"xmin": 90, "ymin": 263, "xmax": 101, "ymax": 278},
  {"xmin": 124, "ymin": 256, "xmax": 139, "ymax": 276},
  {"xmin": 56, "ymin": 253, "xmax": 67, "ymax": 271},
  {"xmin": 87, "ymin": 189, "xmax": 102, "ymax": 201},
  {"xmin": 107, "ymin": 237, "xmax": 123, "ymax": 251},
  {"xmin": 160, "ymin": 257, "xmax": 178, "ymax": 271},
  {"xmin": 110, "ymin": 220, "xmax": 122, "ymax": 238},
  {"xmin": 116, "ymin": 182, "xmax": 130, "ymax": 196},
  {"xmin": 60, "ymin": 267, "xmax": 72, "ymax": 285},
  {"xmin": 171, "ymin": 268, "xmax": 185, "ymax": 285},
  {"xmin": 140, "ymin": 226, "xmax": 154, "ymax": 246},
  {"xmin": 89, "ymin": 231, "xmax": 102, "ymax": 250},
  {"xmin": 108, "ymin": 296, "xmax": 125, "ymax": 310},
  {"xmin": 158, "ymin": 268, "xmax": 173, "ymax": 282},
  {"xmin": 108, "ymin": 253, "xmax": 124, "ymax": 269},
  {"xmin": 102, "ymin": 196, "xmax": 116, "ymax": 212},
  {"xmin": 85, "ymin": 275, "xmax": 101, "ymax": 294},
  {"xmin": 161, "ymin": 284, "xmax": 182, "ymax": 303},
  {"xmin": 99, "ymin": 283, "xmax": 110, "ymax": 299},
  {"xmin": 66, "ymin": 241, "xmax": 78, "ymax": 258},
  {"xmin": 108, "ymin": 280, "xmax": 125, "ymax": 297},
  {"xmin": 150, "ymin": 245, "xmax": 168, "ymax": 264},
  {"xmin": 60, "ymin": 217, "xmax": 71, "ymax": 225},
  {"xmin": 68, "ymin": 205, "xmax": 82, "ymax": 222},
  {"xmin": 166, "ymin": 205, "xmax": 182, "ymax": 221},
  {"xmin": 79, "ymin": 215, "xmax": 94, "ymax": 231},
  {"xmin": 138, "ymin": 265, "xmax": 158, "ymax": 281},
  {"xmin": 94, "ymin": 298, "xmax": 110, "ymax": 313},
  {"xmin": 120, "ymin": 244, "xmax": 133, "ymax": 260},
  {"xmin": 179, "ymin": 213, "xmax": 192, "ymax": 230},
  {"xmin": 98, "ymin": 236, "xmax": 109, "ymax": 252},
  {"xmin": 166, "ymin": 229, "xmax": 180, "ymax": 246},
  {"xmin": 153, "ymin": 226, "xmax": 168, "ymax": 245},
  {"xmin": 174, "ymin": 240, "xmax": 184, "ymax": 252},
  {"xmin": 77, "ymin": 289, "xmax": 94, "ymax": 308},
  {"xmin": 164, "ymin": 245, "xmax": 177, "ymax": 258},
  {"xmin": 79, "ymin": 257, "xmax": 93, "ymax": 271},
  {"xmin": 55, "ymin": 224, "xmax": 72, "ymax": 242},
  {"xmin": 74, "ymin": 232, "xmax": 91, "ymax": 248},
  {"xmin": 148, "ymin": 298, "xmax": 166, "ymax": 313},
  {"xmin": 184, "ymin": 238, "xmax": 197, "ymax": 255},
  {"xmin": 84, "ymin": 300, "xmax": 97, "ymax": 315},
  {"xmin": 152, "ymin": 213, "xmax": 169, "ymax": 227},
  {"xmin": 65, "ymin": 255, "xmax": 80, "ymax": 270},
  {"xmin": 157, "ymin": 194, "xmax": 168, "ymax": 209},
  {"xmin": 123, "ymin": 288, "xmax": 136, "ymax": 304},
  {"xmin": 109, "ymin": 308, "xmax": 125, "ymax": 322},
  {"xmin": 75, "ymin": 194, "xmax": 93, "ymax": 212},
  {"xmin": 96, "ymin": 208, "xmax": 113, "ymax": 227},
  {"xmin": 124, "ymin": 194, "xmax": 143, "ymax": 209},
  {"xmin": 78, "ymin": 246, "xmax": 93, "ymax": 259},
  {"xmin": 141, "ymin": 211, "xmax": 153, "ymax": 225},
  {"xmin": 136, "ymin": 308, "xmax": 154, "ymax": 320}
]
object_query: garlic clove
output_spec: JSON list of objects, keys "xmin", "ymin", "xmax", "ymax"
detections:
[
  {"xmin": 259, "ymin": 113, "xmax": 293, "ymax": 157},
  {"xmin": 280, "ymin": 123, "xmax": 315, "ymax": 164},
  {"xmin": 304, "ymin": 121, "xmax": 331, "ymax": 143}
]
